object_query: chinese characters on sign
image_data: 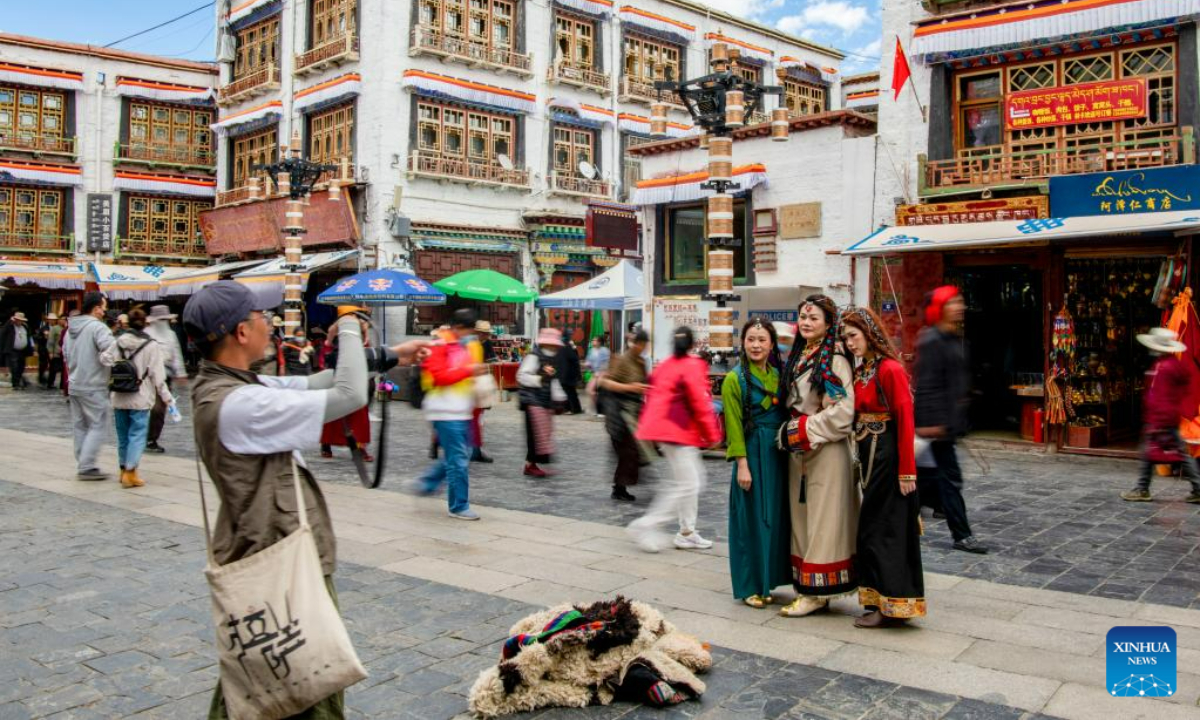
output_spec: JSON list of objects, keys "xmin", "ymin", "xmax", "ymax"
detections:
[
  {"xmin": 86, "ymin": 194, "xmax": 114, "ymax": 253},
  {"xmin": 1049, "ymin": 166, "xmax": 1200, "ymax": 217},
  {"xmin": 1006, "ymin": 79, "xmax": 1147, "ymax": 130},
  {"xmin": 226, "ymin": 603, "xmax": 307, "ymax": 681},
  {"xmin": 779, "ymin": 203, "xmax": 822, "ymax": 239},
  {"xmin": 897, "ymin": 197, "xmax": 1048, "ymax": 226}
]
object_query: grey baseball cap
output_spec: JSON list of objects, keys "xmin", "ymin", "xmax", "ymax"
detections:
[{"xmin": 183, "ymin": 280, "xmax": 267, "ymax": 346}]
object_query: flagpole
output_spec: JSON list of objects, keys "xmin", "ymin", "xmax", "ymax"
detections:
[{"xmin": 909, "ymin": 76, "xmax": 928, "ymax": 124}]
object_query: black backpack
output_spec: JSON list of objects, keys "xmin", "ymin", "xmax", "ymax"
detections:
[{"xmin": 109, "ymin": 338, "xmax": 151, "ymax": 394}]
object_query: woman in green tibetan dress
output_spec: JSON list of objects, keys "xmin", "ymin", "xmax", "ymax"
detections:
[{"xmin": 723, "ymin": 317, "xmax": 792, "ymax": 608}]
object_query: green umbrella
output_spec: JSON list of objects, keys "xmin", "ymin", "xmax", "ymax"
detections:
[{"xmin": 434, "ymin": 269, "xmax": 537, "ymax": 302}]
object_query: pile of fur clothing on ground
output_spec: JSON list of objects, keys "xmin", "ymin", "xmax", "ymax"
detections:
[{"xmin": 468, "ymin": 596, "xmax": 712, "ymax": 717}]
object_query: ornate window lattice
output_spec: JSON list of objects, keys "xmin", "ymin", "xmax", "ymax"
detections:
[
  {"xmin": 553, "ymin": 126, "xmax": 594, "ymax": 175},
  {"xmin": 232, "ymin": 126, "xmax": 278, "ymax": 189},
  {"xmin": 128, "ymin": 101, "xmax": 212, "ymax": 151},
  {"xmin": 308, "ymin": 102, "xmax": 354, "ymax": 169},
  {"xmin": 416, "ymin": 98, "xmax": 512, "ymax": 163},
  {"xmin": 0, "ymin": 185, "xmax": 63, "ymax": 239},
  {"xmin": 556, "ymin": 12, "xmax": 594, "ymax": 68},
  {"xmin": 0, "ymin": 85, "xmax": 65, "ymax": 141},
  {"xmin": 420, "ymin": 0, "xmax": 513, "ymax": 48},
  {"xmin": 233, "ymin": 15, "xmax": 280, "ymax": 81},
  {"xmin": 624, "ymin": 34, "xmax": 680, "ymax": 83},
  {"xmin": 783, "ymin": 77, "xmax": 826, "ymax": 117},
  {"xmin": 124, "ymin": 195, "xmax": 210, "ymax": 257},
  {"xmin": 311, "ymin": 0, "xmax": 357, "ymax": 47}
]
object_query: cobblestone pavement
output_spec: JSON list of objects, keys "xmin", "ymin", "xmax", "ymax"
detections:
[
  {"xmin": 3, "ymin": 387, "xmax": 1198, "ymax": 609},
  {"xmin": 0, "ymin": 479, "xmax": 1045, "ymax": 720}
]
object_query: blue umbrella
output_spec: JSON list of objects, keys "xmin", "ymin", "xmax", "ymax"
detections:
[{"xmin": 317, "ymin": 268, "xmax": 445, "ymax": 306}]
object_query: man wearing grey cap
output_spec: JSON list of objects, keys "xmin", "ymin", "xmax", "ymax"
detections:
[{"xmin": 184, "ymin": 281, "xmax": 426, "ymax": 719}]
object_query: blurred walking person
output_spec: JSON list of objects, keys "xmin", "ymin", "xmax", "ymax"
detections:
[
  {"xmin": 557, "ymin": 335, "xmax": 584, "ymax": 414},
  {"xmin": 44, "ymin": 313, "xmax": 64, "ymax": 389},
  {"xmin": 281, "ymin": 328, "xmax": 315, "ymax": 376},
  {"xmin": 101, "ymin": 308, "xmax": 174, "ymax": 489},
  {"xmin": 145, "ymin": 305, "xmax": 185, "ymax": 454},
  {"xmin": 628, "ymin": 327, "xmax": 721, "ymax": 553},
  {"xmin": 723, "ymin": 318, "xmax": 791, "ymax": 608},
  {"xmin": 64, "ymin": 293, "xmax": 117, "ymax": 480},
  {"xmin": 586, "ymin": 334, "xmax": 611, "ymax": 417},
  {"xmin": 519, "ymin": 328, "xmax": 565, "ymax": 477},
  {"xmin": 841, "ymin": 307, "xmax": 926, "ymax": 627},
  {"xmin": 1, "ymin": 311, "xmax": 32, "ymax": 390},
  {"xmin": 601, "ymin": 329, "xmax": 650, "ymax": 501}
]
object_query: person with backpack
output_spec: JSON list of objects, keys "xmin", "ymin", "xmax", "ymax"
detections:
[{"xmin": 100, "ymin": 308, "xmax": 174, "ymax": 489}]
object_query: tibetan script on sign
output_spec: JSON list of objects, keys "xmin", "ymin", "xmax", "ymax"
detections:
[
  {"xmin": 1006, "ymin": 79, "xmax": 1146, "ymax": 130},
  {"xmin": 897, "ymin": 197, "xmax": 1048, "ymax": 226},
  {"xmin": 779, "ymin": 203, "xmax": 822, "ymax": 239}
]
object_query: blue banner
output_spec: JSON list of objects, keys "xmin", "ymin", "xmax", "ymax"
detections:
[{"xmin": 1050, "ymin": 166, "xmax": 1200, "ymax": 218}]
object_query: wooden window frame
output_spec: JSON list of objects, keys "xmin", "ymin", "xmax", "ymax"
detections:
[
  {"xmin": 230, "ymin": 126, "xmax": 279, "ymax": 190},
  {"xmin": 233, "ymin": 15, "xmax": 281, "ymax": 81},
  {"xmin": 0, "ymin": 184, "xmax": 65, "ymax": 239},
  {"xmin": 310, "ymin": 0, "xmax": 357, "ymax": 49},
  {"xmin": 416, "ymin": 97, "xmax": 514, "ymax": 165},
  {"xmin": 0, "ymin": 84, "xmax": 67, "ymax": 141},
  {"xmin": 555, "ymin": 11, "xmax": 595, "ymax": 69},
  {"xmin": 422, "ymin": 0, "xmax": 514, "ymax": 49},
  {"xmin": 127, "ymin": 100, "xmax": 213, "ymax": 151},
  {"xmin": 552, "ymin": 125, "xmax": 596, "ymax": 176},
  {"xmin": 782, "ymin": 76, "xmax": 826, "ymax": 118},
  {"xmin": 665, "ymin": 200, "xmax": 747, "ymax": 284},
  {"xmin": 307, "ymin": 102, "xmax": 355, "ymax": 170},
  {"xmin": 123, "ymin": 194, "xmax": 211, "ymax": 256},
  {"xmin": 624, "ymin": 33, "xmax": 681, "ymax": 83}
]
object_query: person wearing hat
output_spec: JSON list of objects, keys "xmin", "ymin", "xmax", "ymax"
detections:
[
  {"xmin": 64, "ymin": 293, "xmax": 117, "ymax": 480},
  {"xmin": 0, "ymin": 310, "xmax": 32, "ymax": 390},
  {"xmin": 518, "ymin": 327, "xmax": 566, "ymax": 478},
  {"xmin": 1122, "ymin": 327, "xmax": 1200, "ymax": 503},
  {"xmin": 44, "ymin": 313, "xmax": 64, "ymax": 390},
  {"xmin": 144, "ymin": 305, "xmax": 186, "ymax": 454},
  {"xmin": 773, "ymin": 321, "xmax": 796, "ymax": 359},
  {"xmin": 184, "ymin": 281, "xmax": 425, "ymax": 718},
  {"xmin": 475, "ymin": 319, "xmax": 497, "ymax": 362}
]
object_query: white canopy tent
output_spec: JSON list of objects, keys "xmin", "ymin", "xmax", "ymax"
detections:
[{"xmin": 536, "ymin": 260, "xmax": 644, "ymax": 347}]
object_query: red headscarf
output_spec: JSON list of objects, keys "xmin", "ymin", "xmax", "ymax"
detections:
[{"xmin": 925, "ymin": 285, "xmax": 960, "ymax": 326}]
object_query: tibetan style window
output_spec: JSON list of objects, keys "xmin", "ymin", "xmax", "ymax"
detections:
[
  {"xmin": 556, "ymin": 13, "xmax": 595, "ymax": 69},
  {"xmin": 416, "ymin": 98, "xmax": 513, "ymax": 164},
  {"xmin": 233, "ymin": 15, "xmax": 280, "ymax": 81},
  {"xmin": 124, "ymin": 195, "xmax": 210, "ymax": 256},
  {"xmin": 0, "ymin": 185, "xmax": 64, "ymax": 240},
  {"xmin": 553, "ymin": 126, "xmax": 595, "ymax": 175},
  {"xmin": 311, "ymin": 0, "xmax": 357, "ymax": 47},
  {"xmin": 231, "ymin": 126, "xmax": 278, "ymax": 189},
  {"xmin": 666, "ymin": 201, "xmax": 745, "ymax": 283},
  {"xmin": 308, "ymin": 103, "xmax": 355, "ymax": 169},
  {"xmin": 624, "ymin": 34, "xmax": 681, "ymax": 83},
  {"xmin": 783, "ymin": 77, "xmax": 826, "ymax": 117},
  {"xmin": 128, "ymin": 102, "xmax": 213, "ymax": 152},
  {"xmin": 0, "ymin": 85, "xmax": 66, "ymax": 143},
  {"xmin": 420, "ymin": 0, "xmax": 514, "ymax": 49}
]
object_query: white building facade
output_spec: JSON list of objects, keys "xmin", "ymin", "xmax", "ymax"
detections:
[{"xmin": 204, "ymin": 0, "xmax": 844, "ymax": 338}]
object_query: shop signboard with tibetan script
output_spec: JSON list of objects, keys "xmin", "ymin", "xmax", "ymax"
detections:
[
  {"xmin": 199, "ymin": 189, "xmax": 360, "ymax": 255},
  {"xmin": 1006, "ymin": 79, "xmax": 1146, "ymax": 130},
  {"xmin": 1050, "ymin": 166, "xmax": 1200, "ymax": 217},
  {"xmin": 897, "ymin": 197, "xmax": 1047, "ymax": 226},
  {"xmin": 86, "ymin": 194, "xmax": 113, "ymax": 253}
]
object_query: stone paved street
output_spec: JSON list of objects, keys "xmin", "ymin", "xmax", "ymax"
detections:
[{"xmin": 3, "ymin": 387, "xmax": 1198, "ymax": 609}]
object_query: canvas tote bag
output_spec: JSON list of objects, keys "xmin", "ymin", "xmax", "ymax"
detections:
[{"xmin": 197, "ymin": 457, "xmax": 367, "ymax": 720}]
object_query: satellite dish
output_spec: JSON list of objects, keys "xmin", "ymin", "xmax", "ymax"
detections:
[
  {"xmin": 497, "ymin": 153, "xmax": 514, "ymax": 171},
  {"xmin": 578, "ymin": 160, "xmax": 597, "ymax": 180}
]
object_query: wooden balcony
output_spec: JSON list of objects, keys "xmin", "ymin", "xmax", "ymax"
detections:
[
  {"xmin": 218, "ymin": 64, "xmax": 281, "ymax": 106},
  {"xmin": 0, "ymin": 131, "xmax": 76, "ymax": 159},
  {"xmin": 118, "ymin": 237, "xmax": 207, "ymax": 261},
  {"xmin": 409, "ymin": 26, "xmax": 532, "ymax": 77},
  {"xmin": 407, "ymin": 150, "xmax": 529, "ymax": 190},
  {"xmin": 618, "ymin": 76, "xmax": 682, "ymax": 108},
  {"xmin": 217, "ymin": 166, "xmax": 356, "ymax": 207},
  {"xmin": 0, "ymin": 232, "xmax": 73, "ymax": 256},
  {"xmin": 548, "ymin": 61, "xmax": 610, "ymax": 95},
  {"xmin": 114, "ymin": 142, "xmax": 215, "ymax": 173},
  {"xmin": 216, "ymin": 186, "xmax": 255, "ymax": 207},
  {"xmin": 921, "ymin": 130, "xmax": 1195, "ymax": 197},
  {"xmin": 548, "ymin": 171, "xmax": 611, "ymax": 200},
  {"xmin": 295, "ymin": 34, "xmax": 359, "ymax": 76}
]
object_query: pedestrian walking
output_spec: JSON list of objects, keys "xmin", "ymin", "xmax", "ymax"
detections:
[
  {"xmin": 144, "ymin": 305, "xmax": 186, "ymax": 454},
  {"xmin": 601, "ymin": 330, "xmax": 650, "ymax": 501},
  {"xmin": 722, "ymin": 318, "xmax": 791, "ymax": 608},
  {"xmin": 469, "ymin": 320, "xmax": 496, "ymax": 464},
  {"xmin": 586, "ymin": 334, "xmax": 611, "ymax": 417},
  {"xmin": 627, "ymin": 326, "xmax": 722, "ymax": 553},
  {"xmin": 183, "ymin": 280, "xmax": 424, "ymax": 719},
  {"xmin": 1121, "ymin": 327, "xmax": 1200, "ymax": 503},
  {"xmin": 841, "ymin": 307, "xmax": 926, "ymax": 628},
  {"xmin": 101, "ymin": 308, "xmax": 173, "ymax": 489},
  {"xmin": 777, "ymin": 294, "xmax": 858, "ymax": 617},
  {"xmin": 416, "ymin": 308, "xmax": 488, "ymax": 520},
  {"xmin": 1, "ymin": 311, "xmax": 32, "ymax": 390},
  {"xmin": 45, "ymin": 313, "xmax": 64, "ymax": 390},
  {"xmin": 34, "ymin": 316, "xmax": 50, "ymax": 387},
  {"xmin": 281, "ymin": 328, "xmax": 315, "ymax": 376},
  {"xmin": 477, "ymin": 319, "xmax": 498, "ymax": 362},
  {"xmin": 557, "ymin": 335, "xmax": 585, "ymax": 414},
  {"xmin": 915, "ymin": 286, "xmax": 988, "ymax": 554},
  {"xmin": 63, "ymin": 292, "xmax": 117, "ymax": 480},
  {"xmin": 518, "ymin": 328, "xmax": 565, "ymax": 477},
  {"xmin": 310, "ymin": 326, "xmax": 330, "ymax": 370}
]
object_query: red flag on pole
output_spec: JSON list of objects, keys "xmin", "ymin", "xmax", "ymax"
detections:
[{"xmin": 892, "ymin": 37, "xmax": 912, "ymax": 100}]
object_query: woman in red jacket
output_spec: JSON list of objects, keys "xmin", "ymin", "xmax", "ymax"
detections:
[{"xmin": 628, "ymin": 327, "xmax": 722, "ymax": 553}]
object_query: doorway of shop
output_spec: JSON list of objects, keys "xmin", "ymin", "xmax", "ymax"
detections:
[{"xmin": 946, "ymin": 264, "xmax": 1044, "ymax": 440}]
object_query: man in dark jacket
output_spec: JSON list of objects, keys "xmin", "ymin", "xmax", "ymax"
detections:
[
  {"xmin": 557, "ymin": 335, "xmax": 584, "ymax": 414},
  {"xmin": 915, "ymin": 286, "xmax": 988, "ymax": 554},
  {"xmin": 0, "ymin": 312, "xmax": 33, "ymax": 390}
]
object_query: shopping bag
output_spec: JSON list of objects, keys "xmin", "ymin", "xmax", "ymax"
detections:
[{"xmin": 197, "ymin": 458, "xmax": 367, "ymax": 720}]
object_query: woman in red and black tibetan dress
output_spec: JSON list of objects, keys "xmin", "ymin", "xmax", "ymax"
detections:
[{"xmin": 840, "ymin": 306, "xmax": 926, "ymax": 628}]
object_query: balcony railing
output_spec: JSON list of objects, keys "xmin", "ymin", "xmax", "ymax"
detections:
[
  {"xmin": 118, "ymin": 237, "xmax": 207, "ymax": 260},
  {"xmin": 409, "ymin": 26, "xmax": 532, "ymax": 76},
  {"xmin": 548, "ymin": 61, "xmax": 610, "ymax": 95},
  {"xmin": 548, "ymin": 172, "xmax": 611, "ymax": 199},
  {"xmin": 218, "ymin": 64, "xmax": 281, "ymax": 106},
  {"xmin": 921, "ymin": 131, "xmax": 1195, "ymax": 196},
  {"xmin": 217, "ymin": 166, "xmax": 356, "ymax": 207},
  {"xmin": 216, "ymin": 186, "xmax": 255, "ymax": 207},
  {"xmin": 619, "ymin": 76, "xmax": 658, "ymax": 105},
  {"xmin": 115, "ymin": 142, "xmax": 215, "ymax": 172},
  {"xmin": 0, "ymin": 131, "xmax": 76, "ymax": 158},
  {"xmin": 407, "ymin": 150, "xmax": 529, "ymax": 189},
  {"xmin": 0, "ymin": 232, "xmax": 73, "ymax": 255},
  {"xmin": 295, "ymin": 34, "xmax": 359, "ymax": 76}
]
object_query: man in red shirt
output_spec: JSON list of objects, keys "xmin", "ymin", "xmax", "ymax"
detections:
[{"xmin": 1122, "ymin": 328, "xmax": 1200, "ymax": 503}]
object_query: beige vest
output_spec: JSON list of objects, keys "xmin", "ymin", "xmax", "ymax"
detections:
[{"xmin": 192, "ymin": 360, "xmax": 337, "ymax": 575}]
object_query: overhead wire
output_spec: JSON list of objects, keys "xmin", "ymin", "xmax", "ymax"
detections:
[{"xmin": 103, "ymin": 0, "xmax": 215, "ymax": 48}]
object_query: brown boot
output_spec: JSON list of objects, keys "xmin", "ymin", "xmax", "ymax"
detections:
[{"xmin": 121, "ymin": 468, "xmax": 145, "ymax": 489}]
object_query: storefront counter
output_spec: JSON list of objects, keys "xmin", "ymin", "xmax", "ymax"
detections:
[{"xmin": 491, "ymin": 362, "xmax": 520, "ymax": 391}]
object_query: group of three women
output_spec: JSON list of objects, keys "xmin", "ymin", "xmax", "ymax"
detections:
[{"xmin": 723, "ymin": 295, "xmax": 926, "ymax": 628}]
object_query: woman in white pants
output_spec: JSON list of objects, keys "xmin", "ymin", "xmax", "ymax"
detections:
[{"xmin": 628, "ymin": 327, "xmax": 722, "ymax": 552}]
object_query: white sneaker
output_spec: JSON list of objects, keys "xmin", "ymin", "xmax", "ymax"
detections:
[{"xmin": 673, "ymin": 532, "xmax": 713, "ymax": 550}]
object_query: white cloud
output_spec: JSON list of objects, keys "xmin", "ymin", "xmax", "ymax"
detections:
[
  {"xmin": 776, "ymin": 1, "xmax": 872, "ymax": 37},
  {"xmin": 686, "ymin": 0, "xmax": 784, "ymax": 20},
  {"xmin": 855, "ymin": 38, "xmax": 881, "ymax": 59}
]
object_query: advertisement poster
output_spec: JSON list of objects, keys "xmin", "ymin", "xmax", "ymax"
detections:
[{"xmin": 1006, "ymin": 79, "xmax": 1146, "ymax": 130}]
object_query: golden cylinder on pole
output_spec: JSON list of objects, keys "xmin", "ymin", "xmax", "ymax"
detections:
[
  {"xmin": 707, "ymin": 137, "xmax": 732, "ymax": 182},
  {"xmin": 776, "ymin": 67, "xmax": 788, "ymax": 83},
  {"xmin": 708, "ymin": 249, "xmax": 735, "ymax": 295},
  {"xmin": 708, "ymin": 308, "xmax": 735, "ymax": 352},
  {"xmin": 328, "ymin": 179, "xmax": 342, "ymax": 201},
  {"xmin": 728, "ymin": 48, "xmax": 741, "ymax": 64},
  {"xmin": 650, "ymin": 102, "xmax": 669, "ymax": 138},
  {"xmin": 771, "ymin": 108, "xmax": 790, "ymax": 141},
  {"xmin": 707, "ymin": 194, "xmax": 734, "ymax": 241},
  {"xmin": 725, "ymin": 89, "xmax": 745, "ymax": 128},
  {"xmin": 711, "ymin": 43, "xmax": 728, "ymax": 64},
  {"xmin": 277, "ymin": 174, "xmax": 291, "ymax": 197},
  {"xmin": 698, "ymin": 131, "xmax": 709, "ymax": 150},
  {"xmin": 247, "ymin": 176, "xmax": 261, "ymax": 200},
  {"xmin": 284, "ymin": 199, "xmax": 304, "ymax": 233}
]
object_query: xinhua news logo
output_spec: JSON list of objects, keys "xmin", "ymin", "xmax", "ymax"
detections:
[{"xmin": 1106, "ymin": 626, "xmax": 1176, "ymax": 697}]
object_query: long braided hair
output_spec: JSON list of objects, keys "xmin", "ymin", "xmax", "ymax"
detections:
[
  {"xmin": 778, "ymin": 294, "xmax": 846, "ymax": 402},
  {"xmin": 840, "ymin": 306, "xmax": 901, "ymax": 364},
  {"xmin": 738, "ymin": 317, "xmax": 782, "ymax": 428}
]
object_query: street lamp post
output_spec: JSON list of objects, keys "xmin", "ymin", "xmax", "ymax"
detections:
[
  {"xmin": 652, "ymin": 43, "xmax": 788, "ymax": 363},
  {"xmin": 250, "ymin": 130, "xmax": 342, "ymax": 340}
]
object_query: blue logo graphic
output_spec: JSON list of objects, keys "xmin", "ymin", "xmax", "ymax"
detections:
[
  {"xmin": 1107, "ymin": 626, "xmax": 1176, "ymax": 697},
  {"xmin": 1016, "ymin": 218, "xmax": 1065, "ymax": 234}
]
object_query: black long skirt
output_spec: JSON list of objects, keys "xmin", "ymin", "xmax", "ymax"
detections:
[{"xmin": 855, "ymin": 423, "xmax": 926, "ymax": 618}]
